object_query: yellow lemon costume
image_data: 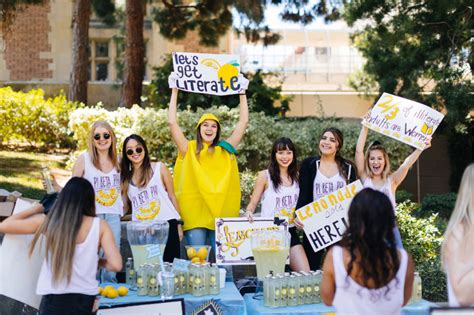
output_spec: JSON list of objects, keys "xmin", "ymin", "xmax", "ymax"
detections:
[{"xmin": 173, "ymin": 140, "xmax": 241, "ymax": 231}]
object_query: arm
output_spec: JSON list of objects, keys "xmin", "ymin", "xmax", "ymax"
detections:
[
  {"xmin": 71, "ymin": 153, "xmax": 85, "ymax": 177},
  {"xmin": 391, "ymin": 137, "xmax": 431, "ymax": 189},
  {"xmin": 0, "ymin": 203, "xmax": 45, "ymax": 234},
  {"xmin": 244, "ymin": 171, "xmax": 267, "ymax": 222},
  {"xmin": 321, "ymin": 247, "xmax": 336, "ymax": 305},
  {"xmin": 226, "ymin": 93, "xmax": 249, "ymax": 148},
  {"xmin": 403, "ymin": 254, "xmax": 415, "ymax": 305},
  {"xmin": 99, "ymin": 220, "xmax": 122, "ymax": 272},
  {"xmin": 355, "ymin": 125, "xmax": 368, "ymax": 180},
  {"xmin": 160, "ymin": 163, "xmax": 184, "ymax": 241},
  {"xmin": 168, "ymin": 88, "xmax": 189, "ymax": 157}
]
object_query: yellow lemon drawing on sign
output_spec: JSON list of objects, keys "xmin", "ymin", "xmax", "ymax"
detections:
[
  {"xmin": 421, "ymin": 123, "xmax": 433, "ymax": 135},
  {"xmin": 201, "ymin": 58, "xmax": 240, "ymax": 89}
]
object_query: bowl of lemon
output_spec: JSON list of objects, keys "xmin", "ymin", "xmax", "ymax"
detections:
[
  {"xmin": 185, "ymin": 245, "xmax": 211, "ymax": 264},
  {"xmin": 99, "ymin": 285, "xmax": 129, "ymax": 299}
]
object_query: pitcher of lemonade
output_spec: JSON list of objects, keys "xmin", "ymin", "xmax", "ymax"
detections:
[
  {"xmin": 126, "ymin": 220, "xmax": 169, "ymax": 269},
  {"xmin": 251, "ymin": 229, "xmax": 290, "ymax": 298}
]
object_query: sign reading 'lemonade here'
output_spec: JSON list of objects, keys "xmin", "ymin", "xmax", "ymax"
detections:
[
  {"xmin": 296, "ymin": 180, "xmax": 363, "ymax": 253},
  {"xmin": 172, "ymin": 52, "xmax": 242, "ymax": 96},
  {"xmin": 363, "ymin": 93, "xmax": 445, "ymax": 150}
]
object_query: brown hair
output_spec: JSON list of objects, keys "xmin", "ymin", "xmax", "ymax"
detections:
[
  {"xmin": 195, "ymin": 120, "xmax": 221, "ymax": 154},
  {"xmin": 319, "ymin": 127, "xmax": 350, "ymax": 183},
  {"xmin": 88, "ymin": 120, "xmax": 120, "ymax": 172},
  {"xmin": 365, "ymin": 142, "xmax": 391, "ymax": 181}
]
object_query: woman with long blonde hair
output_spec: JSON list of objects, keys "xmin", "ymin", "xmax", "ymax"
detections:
[
  {"xmin": 0, "ymin": 177, "xmax": 122, "ymax": 315},
  {"xmin": 441, "ymin": 163, "xmax": 474, "ymax": 306}
]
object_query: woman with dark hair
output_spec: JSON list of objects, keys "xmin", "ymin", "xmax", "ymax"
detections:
[
  {"xmin": 355, "ymin": 125, "xmax": 431, "ymax": 247},
  {"xmin": 244, "ymin": 137, "xmax": 310, "ymax": 272},
  {"xmin": 0, "ymin": 177, "xmax": 122, "ymax": 315},
  {"xmin": 321, "ymin": 188, "xmax": 414, "ymax": 314},
  {"xmin": 120, "ymin": 134, "xmax": 183, "ymax": 262},
  {"xmin": 295, "ymin": 127, "xmax": 358, "ymax": 270},
  {"xmin": 168, "ymin": 73, "xmax": 249, "ymax": 248}
]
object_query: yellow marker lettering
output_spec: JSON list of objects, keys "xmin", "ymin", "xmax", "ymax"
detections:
[
  {"xmin": 328, "ymin": 193, "xmax": 338, "ymax": 206},
  {"xmin": 337, "ymin": 190, "xmax": 346, "ymax": 202}
]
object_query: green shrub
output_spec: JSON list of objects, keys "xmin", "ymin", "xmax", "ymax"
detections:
[
  {"xmin": 421, "ymin": 193, "xmax": 457, "ymax": 220},
  {"xmin": 396, "ymin": 190, "xmax": 413, "ymax": 203},
  {"xmin": 0, "ymin": 87, "xmax": 81, "ymax": 148},
  {"xmin": 397, "ymin": 201, "xmax": 446, "ymax": 301}
]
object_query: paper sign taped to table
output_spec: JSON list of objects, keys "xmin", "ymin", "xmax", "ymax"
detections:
[
  {"xmin": 295, "ymin": 181, "xmax": 363, "ymax": 253},
  {"xmin": 98, "ymin": 298, "xmax": 184, "ymax": 314},
  {"xmin": 0, "ymin": 198, "xmax": 45, "ymax": 309},
  {"xmin": 215, "ymin": 218, "xmax": 287, "ymax": 265},
  {"xmin": 172, "ymin": 52, "xmax": 242, "ymax": 96},
  {"xmin": 363, "ymin": 93, "xmax": 444, "ymax": 150}
]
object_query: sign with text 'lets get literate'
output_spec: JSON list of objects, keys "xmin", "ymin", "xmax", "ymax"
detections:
[
  {"xmin": 172, "ymin": 52, "xmax": 242, "ymax": 96},
  {"xmin": 295, "ymin": 180, "xmax": 363, "ymax": 253},
  {"xmin": 363, "ymin": 93, "xmax": 444, "ymax": 150}
]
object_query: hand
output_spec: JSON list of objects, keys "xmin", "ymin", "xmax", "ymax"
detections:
[
  {"xmin": 244, "ymin": 210, "xmax": 254, "ymax": 223},
  {"xmin": 238, "ymin": 74, "xmax": 249, "ymax": 93},
  {"xmin": 168, "ymin": 72, "xmax": 179, "ymax": 89},
  {"xmin": 177, "ymin": 224, "xmax": 184, "ymax": 242},
  {"xmin": 423, "ymin": 136, "xmax": 432, "ymax": 150},
  {"xmin": 293, "ymin": 216, "xmax": 304, "ymax": 230}
]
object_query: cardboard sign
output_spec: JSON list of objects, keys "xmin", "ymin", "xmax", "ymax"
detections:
[
  {"xmin": 0, "ymin": 199, "xmax": 45, "ymax": 309},
  {"xmin": 172, "ymin": 52, "xmax": 242, "ymax": 96},
  {"xmin": 295, "ymin": 181, "xmax": 363, "ymax": 253},
  {"xmin": 215, "ymin": 218, "xmax": 287, "ymax": 265},
  {"xmin": 363, "ymin": 93, "xmax": 444, "ymax": 149}
]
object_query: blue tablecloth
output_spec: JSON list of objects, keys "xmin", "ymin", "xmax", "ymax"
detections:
[
  {"xmin": 244, "ymin": 294, "xmax": 437, "ymax": 315},
  {"xmin": 99, "ymin": 282, "xmax": 246, "ymax": 315}
]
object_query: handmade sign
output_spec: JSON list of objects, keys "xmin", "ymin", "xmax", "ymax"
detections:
[
  {"xmin": 98, "ymin": 298, "xmax": 184, "ymax": 314},
  {"xmin": 363, "ymin": 93, "xmax": 444, "ymax": 150},
  {"xmin": 295, "ymin": 180, "xmax": 363, "ymax": 253},
  {"xmin": 172, "ymin": 52, "xmax": 242, "ymax": 96},
  {"xmin": 215, "ymin": 218, "xmax": 286, "ymax": 265}
]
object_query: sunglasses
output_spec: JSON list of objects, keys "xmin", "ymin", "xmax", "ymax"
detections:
[
  {"xmin": 126, "ymin": 147, "xmax": 143, "ymax": 156},
  {"xmin": 93, "ymin": 133, "xmax": 111, "ymax": 141}
]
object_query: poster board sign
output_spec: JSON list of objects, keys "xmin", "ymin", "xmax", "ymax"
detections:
[
  {"xmin": 172, "ymin": 52, "xmax": 242, "ymax": 96},
  {"xmin": 363, "ymin": 93, "xmax": 444, "ymax": 149},
  {"xmin": 295, "ymin": 181, "xmax": 363, "ymax": 253},
  {"xmin": 98, "ymin": 298, "xmax": 184, "ymax": 314},
  {"xmin": 0, "ymin": 198, "xmax": 45, "ymax": 309},
  {"xmin": 215, "ymin": 218, "xmax": 287, "ymax": 265}
]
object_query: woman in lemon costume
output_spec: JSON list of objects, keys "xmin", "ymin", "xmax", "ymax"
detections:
[{"xmin": 168, "ymin": 72, "xmax": 249, "ymax": 248}]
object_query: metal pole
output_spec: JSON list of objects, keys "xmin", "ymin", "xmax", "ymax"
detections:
[{"xmin": 416, "ymin": 160, "xmax": 421, "ymax": 203}]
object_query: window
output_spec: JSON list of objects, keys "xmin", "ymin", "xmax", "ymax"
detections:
[{"xmin": 89, "ymin": 40, "xmax": 110, "ymax": 81}]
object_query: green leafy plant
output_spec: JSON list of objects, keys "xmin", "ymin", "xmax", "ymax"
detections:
[{"xmin": 421, "ymin": 193, "xmax": 457, "ymax": 220}]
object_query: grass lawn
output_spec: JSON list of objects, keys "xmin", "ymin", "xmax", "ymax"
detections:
[{"xmin": 0, "ymin": 150, "xmax": 69, "ymax": 200}]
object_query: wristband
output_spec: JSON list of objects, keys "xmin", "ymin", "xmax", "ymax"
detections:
[{"xmin": 177, "ymin": 219, "xmax": 184, "ymax": 225}]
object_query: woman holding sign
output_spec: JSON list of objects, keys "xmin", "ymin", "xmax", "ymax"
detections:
[
  {"xmin": 120, "ymin": 134, "xmax": 183, "ymax": 262},
  {"xmin": 168, "ymin": 72, "xmax": 249, "ymax": 249},
  {"xmin": 295, "ymin": 127, "xmax": 357, "ymax": 270},
  {"xmin": 355, "ymin": 125, "xmax": 431, "ymax": 246},
  {"xmin": 244, "ymin": 137, "xmax": 310, "ymax": 272}
]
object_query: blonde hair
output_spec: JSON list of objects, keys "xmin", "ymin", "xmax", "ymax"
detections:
[
  {"xmin": 441, "ymin": 164, "xmax": 474, "ymax": 267},
  {"xmin": 365, "ymin": 144, "xmax": 391, "ymax": 181},
  {"xmin": 88, "ymin": 120, "xmax": 120, "ymax": 172}
]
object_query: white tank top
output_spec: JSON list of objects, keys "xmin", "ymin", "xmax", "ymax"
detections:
[
  {"xmin": 36, "ymin": 217, "xmax": 100, "ymax": 296},
  {"xmin": 128, "ymin": 163, "xmax": 181, "ymax": 222},
  {"xmin": 260, "ymin": 170, "xmax": 299, "ymax": 226},
  {"xmin": 363, "ymin": 177, "xmax": 396, "ymax": 210},
  {"xmin": 332, "ymin": 245, "xmax": 407, "ymax": 315},
  {"xmin": 82, "ymin": 152, "xmax": 123, "ymax": 216},
  {"xmin": 446, "ymin": 273, "xmax": 460, "ymax": 306},
  {"xmin": 313, "ymin": 160, "xmax": 346, "ymax": 200}
]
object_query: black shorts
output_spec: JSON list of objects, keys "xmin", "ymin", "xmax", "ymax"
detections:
[{"xmin": 289, "ymin": 226, "xmax": 302, "ymax": 247}]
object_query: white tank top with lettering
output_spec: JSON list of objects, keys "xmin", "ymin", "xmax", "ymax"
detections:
[
  {"xmin": 260, "ymin": 170, "xmax": 299, "ymax": 227},
  {"xmin": 332, "ymin": 245, "xmax": 408, "ymax": 315},
  {"xmin": 363, "ymin": 176, "xmax": 397, "ymax": 210},
  {"xmin": 36, "ymin": 217, "xmax": 100, "ymax": 296},
  {"xmin": 82, "ymin": 152, "xmax": 123, "ymax": 215},
  {"xmin": 128, "ymin": 162, "xmax": 181, "ymax": 222},
  {"xmin": 313, "ymin": 160, "xmax": 346, "ymax": 200}
]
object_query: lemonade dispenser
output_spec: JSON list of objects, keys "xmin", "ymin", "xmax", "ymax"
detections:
[{"xmin": 127, "ymin": 220, "xmax": 169, "ymax": 269}]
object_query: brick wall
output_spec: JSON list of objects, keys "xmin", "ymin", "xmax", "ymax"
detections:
[{"xmin": 3, "ymin": 3, "xmax": 53, "ymax": 80}]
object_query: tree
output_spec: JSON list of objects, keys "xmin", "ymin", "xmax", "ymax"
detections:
[
  {"xmin": 120, "ymin": 0, "xmax": 339, "ymax": 108},
  {"xmin": 344, "ymin": 0, "xmax": 473, "ymax": 189}
]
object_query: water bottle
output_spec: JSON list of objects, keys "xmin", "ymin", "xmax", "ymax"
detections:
[
  {"xmin": 41, "ymin": 167, "xmax": 55, "ymax": 193},
  {"xmin": 125, "ymin": 257, "xmax": 136, "ymax": 288},
  {"xmin": 410, "ymin": 271, "xmax": 422, "ymax": 303},
  {"xmin": 312, "ymin": 270, "xmax": 322, "ymax": 303}
]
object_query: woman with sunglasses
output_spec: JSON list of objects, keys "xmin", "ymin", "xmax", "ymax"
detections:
[
  {"xmin": 120, "ymin": 134, "xmax": 183, "ymax": 262},
  {"xmin": 70, "ymin": 120, "xmax": 123, "ymax": 283},
  {"xmin": 168, "ymin": 73, "xmax": 249, "ymax": 249}
]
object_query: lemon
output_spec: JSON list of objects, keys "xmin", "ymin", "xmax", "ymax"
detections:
[
  {"xmin": 201, "ymin": 58, "xmax": 221, "ymax": 71},
  {"xmin": 187, "ymin": 247, "xmax": 197, "ymax": 259},
  {"xmin": 117, "ymin": 286, "xmax": 129, "ymax": 296},
  {"xmin": 191, "ymin": 256, "xmax": 201, "ymax": 264},
  {"xmin": 101, "ymin": 288, "xmax": 109, "ymax": 297},
  {"xmin": 98, "ymin": 287, "xmax": 103, "ymax": 295},
  {"xmin": 107, "ymin": 288, "xmax": 118, "ymax": 299},
  {"xmin": 104, "ymin": 285, "xmax": 114, "ymax": 292},
  {"xmin": 197, "ymin": 247, "xmax": 208, "ymax": 260},
  {"xmin": 217, "ymin": 64, "xmax": 239, "ymax": 89}
]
